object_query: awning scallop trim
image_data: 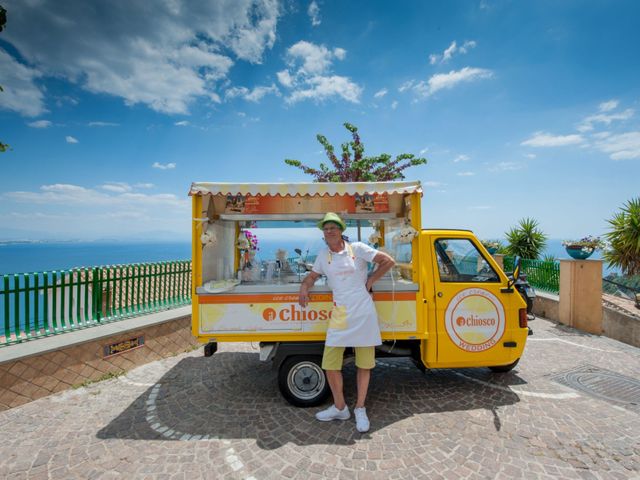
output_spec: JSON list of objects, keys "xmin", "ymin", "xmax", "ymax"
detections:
[{"xmin": 189, "ymin": 181, "xmax": 422, "ymax": 197}]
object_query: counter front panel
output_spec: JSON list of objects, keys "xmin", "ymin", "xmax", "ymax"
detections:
[{"xmin": 197, "ymin": 286, "xmax": 418, "ymax": 335}]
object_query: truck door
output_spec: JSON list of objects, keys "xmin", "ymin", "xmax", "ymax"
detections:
[{"xmin": 429, "ymin": 236, "xmax": 516, "ymax": 367}]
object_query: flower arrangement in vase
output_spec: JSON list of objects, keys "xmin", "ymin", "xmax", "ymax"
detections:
[
  {"xmin": 481, "ymin": 240, "xmax": 502, "ymax": 255},
  {"xmin": 562, "ymin": 236, "xmax": 605, "ymax": 260}
]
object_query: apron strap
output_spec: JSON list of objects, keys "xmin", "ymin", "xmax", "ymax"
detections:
[{"xmin": 327, "ymin": 242, "xmax": 355, "ymax": 264}]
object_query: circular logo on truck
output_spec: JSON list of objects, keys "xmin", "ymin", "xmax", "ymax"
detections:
[
  {"xmin": 262, "ymin": 308, "xmax": 277, "ymax": 321},
  {"xmin": 445, "ymin": 288, "xmax": 505, "ymax": 352}
]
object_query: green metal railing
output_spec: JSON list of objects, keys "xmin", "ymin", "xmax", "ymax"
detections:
[
  {"xmin": 503, "ymin": 256, "xmax": 560, "ymax": 294},
  {"xmin": 1, "ymin": 260, "xmax": 191, "ymax": 347}
]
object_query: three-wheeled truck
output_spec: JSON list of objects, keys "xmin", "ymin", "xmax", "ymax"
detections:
[{"xmin": 189, "ymin": 181, "xmax": 529, "ymax": 406}]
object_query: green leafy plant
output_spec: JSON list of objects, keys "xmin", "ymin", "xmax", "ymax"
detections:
[
  {"xmin": 603, "ymin": 197, "xmax": 640, "ymax": 275},
  {"xmin": 504, "ymin": 218, "xmax": 548, "ymax": 260},
  {"xmin": 284, "ymin": 122, "xmax": 427, "ymax": 182}
]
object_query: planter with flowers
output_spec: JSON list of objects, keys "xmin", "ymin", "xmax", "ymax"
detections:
[
  {"xmin": 481, "ymin": 240, "xmax": 502, "ymax": 255},
  {"xmin": 562, "ymin": 236, "xmax": 605, "ymax": 260}
]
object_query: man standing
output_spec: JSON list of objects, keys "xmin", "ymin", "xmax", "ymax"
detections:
[{"xmin": 298, "ymin": 212, "xmax": 395, "ymax": 432}]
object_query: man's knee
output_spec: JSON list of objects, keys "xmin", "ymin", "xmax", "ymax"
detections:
[{"xmin": 354, "ymin": 346, "xmax": 376, "ymax": 369}]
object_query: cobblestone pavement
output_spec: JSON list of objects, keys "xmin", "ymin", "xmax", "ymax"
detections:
[{"xmin": 1, "ymin": 317, "xmax": 639, "ymax": 480}]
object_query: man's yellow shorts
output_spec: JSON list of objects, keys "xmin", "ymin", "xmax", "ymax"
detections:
[{"xmin": 321, "ymin": 346, "xmax": 376, "ymax": 370}]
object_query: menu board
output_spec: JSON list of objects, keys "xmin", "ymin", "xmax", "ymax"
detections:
[{"xmin": 223, "ymin": 193, "xmax": 389, "ymax": 214}]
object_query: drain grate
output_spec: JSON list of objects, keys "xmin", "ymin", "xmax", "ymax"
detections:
[{"xmin": 551, "ymin": 365, "xmax": 640, "ymax": 411}]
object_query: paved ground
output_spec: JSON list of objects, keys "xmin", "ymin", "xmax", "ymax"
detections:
[{"xmin": 1, "ymin": 317, "xmax": 639, "ymax": 480}]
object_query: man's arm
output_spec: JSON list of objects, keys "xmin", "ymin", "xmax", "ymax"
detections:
[
  {"xmin": 298, "ymin": 271, "xmax": 321, "ymax": 307},
  {"xmin": 365, "ymin": 251, "xmax": 395, "ymax": 292}
]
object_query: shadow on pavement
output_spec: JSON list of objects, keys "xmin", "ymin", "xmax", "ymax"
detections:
[{"xmin": 97, "ymin": 351, "xmax": 523, "ymax": 448}]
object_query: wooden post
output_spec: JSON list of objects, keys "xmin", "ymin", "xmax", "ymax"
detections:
[{"xmin": 559, "ymin": 259, "xmax": 603, "ymax": 334}]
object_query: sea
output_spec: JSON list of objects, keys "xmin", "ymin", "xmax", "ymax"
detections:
[{"xmin": 0, "ymin": 238, "xmax": 613, "ymax": 276}]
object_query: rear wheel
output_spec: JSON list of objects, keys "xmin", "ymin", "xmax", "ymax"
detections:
[
  {"xmin": 278, "ymin": 355, "xmax": 330, "ymax": 407},
  {"xmin": 488, "ymin": 358, "xmax": 520, "ymax": 373}
]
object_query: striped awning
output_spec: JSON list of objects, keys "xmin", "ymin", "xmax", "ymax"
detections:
[{"xmin": 189, "ymin": 181, "xmax": 422, "ymax": 197}]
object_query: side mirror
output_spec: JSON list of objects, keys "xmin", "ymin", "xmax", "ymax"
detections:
[{"xmin": 507, "ymin": 256, "xmax": 521, "ymax": 289}]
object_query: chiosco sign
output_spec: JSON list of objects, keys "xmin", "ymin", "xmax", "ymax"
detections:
[
  {"xmin": 262, "ymin": 304, "xmax": 332, "ymax": 322},
  {"xmin": 444, "ymin": 288, "xmax": 505, "ymax": 352}
]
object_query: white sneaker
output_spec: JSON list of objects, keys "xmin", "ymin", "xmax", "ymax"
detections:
[
  {"xmin": 354, "ymin": 407, "xmax": 370, "ymax": 433},
  {"xmin": 315, "ymin": 405, "xmax": 350, "ymax": 422}
]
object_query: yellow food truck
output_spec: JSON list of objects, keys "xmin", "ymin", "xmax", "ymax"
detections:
[{"xmin": 190, "ymin": 181, "xmax": 529, "ymax": 406}]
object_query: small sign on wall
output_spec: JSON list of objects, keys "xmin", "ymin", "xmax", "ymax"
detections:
[{"xmin": 103, "ymin": 336, "xmax": 145, "ymax": 358}]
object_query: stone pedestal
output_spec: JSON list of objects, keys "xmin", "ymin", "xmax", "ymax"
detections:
[
  {"xmin": 492, "ymin": 254, "xmax": 504, "ymax": 270},
  {"xmin": 559, "ymin": 259, "xmax": 603, "ymax": 334}
]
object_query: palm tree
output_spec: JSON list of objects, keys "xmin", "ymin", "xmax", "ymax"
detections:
[
  {"xmin": 504, "ymin": 218, "xmax": 547, "ymax": 260},
  {"xmin": 603, "ymin": 197, "xmax": 640, "ymax": 275}
]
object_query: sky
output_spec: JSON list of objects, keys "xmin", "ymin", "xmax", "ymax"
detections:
[{"xmin": 0, "ymin": 0, "xmax": 639, "ymax": 243}]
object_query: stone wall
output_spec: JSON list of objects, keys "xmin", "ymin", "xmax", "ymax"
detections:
[
  {"xmin": 532, "ymin": 292, "xmax": 640, "ymax": 348},
  {"xmin": 0, "ymin": 309, "xmax": 199, "ymax": 411}
]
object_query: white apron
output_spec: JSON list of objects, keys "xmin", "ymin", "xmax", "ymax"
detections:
[{"xmin": 320, "ymin": 243, "xmax": 382, "ymax": 347}]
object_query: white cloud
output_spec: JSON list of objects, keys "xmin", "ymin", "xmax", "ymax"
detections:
[
  {"xmin": 174, "ymin": 121, "xmax": 190, "ymax": 127},
  {"xmin": 398, "ymin": 81, "xmax": 414, "ymax": 93},
  {"xmin": 101, "ymin": 182, "xmax": 132, "ymax": 193},
  {"xmin": 525, "ymin": 153, "xmax": 536, "ymax": 159},
  {"xmin": 429, "ymin": 40, "xmax": 477, "ymax": 64},
  {"xmin": 578, "ymin": 108, "xmax": 634, "ymax": 132},
  {"xmin": 599, "ymin": 99, "xmax": 618, "ymax": 112},
  {"xmin": 152, "ymin": 162, "xmax": 176, "ymax": 170},
  {"xmin": 3, "ymin": 183, "xmax": 189, "ymax": 240},
  {"xmin": 426, "ymin": 67, "xmax": 493, "ymax": 96},
  {"xmin": 308, "ymin": 1, "xmax": 321, "ymax": 26},
  {"xmin": 88, "ymin": 121, "xmax": 119, "ymax": 127},
  {"xmin": 65, "ymin": 136, "xmax": 79, "ymax": 144},
  {"xmin": 277, "ymin": 70, "xmax": 294, "ymax": 87},
  {"xmin": 134, "ymin": 183, "xmax": 155, "ymax": 189},
  {"xmin": 281, "ymin": 41, "xmax": 361, "ymax": 104},
  {"xmin": 374, "ymin": 88, "xmax": 388, "ymax": 98},
  {"xmin": 286, "ymin": 75, "xmax": 362, "ymax": 104},
  {"xmin": 424, "ymin": 181, "xmax": 444, "ymax": 187},
  {"xmin": 225, "ymin": 84, "xmax": 280, "ymax": 102},
  {"xmin": 0, "ymin": 50, "xmax": 46, "ymax": 117},
  {"xmin": 453, "ymin": 154, "xmax": 470, "ymax": 163},
  {"xmin": 2, "ymin": 0, "xmax": 280, "ymax": 115},
  {"xmin": 333, "ymin": 48, "xmax": 347, "ymax": 60},
  {"xmin": 391, "ymin": 101, "xmax": 398, "ymax": 110},
  {"xmin": 419, "ymin": 147, "xmax": 428, "ymax": 155},
  {"xmin": 286, "ymin": 41, "xmax": 345, "ymax": 75},
  {"xmin": 521, "ymin": 131, "xmax": 584, "ymax": 147},
  {"xmin": 401, "ymin": 67, "xmax": 493, "ymax": 100},
  {"xmin": 490, "ymin": 161, "xmax": 523, "ymax": 171},
  {"xmin": 442, "ymin": 41, "xmax": 458, "ymax": 62},
  {"xmin": 457, "ymin": 171, "xmax": 475, "ymax": 176},
  {"xmin": 593, "ymin": 131, "xmax": 640, "ymax": 160},
  {"xmin": 27, "ymin": 120, "xmax": 52, "ymax": 128}
]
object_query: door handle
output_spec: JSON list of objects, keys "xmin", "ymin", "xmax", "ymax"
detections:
[{"xmin": 437, "ymin": 292, "xmax": 443, "ymax": 298}]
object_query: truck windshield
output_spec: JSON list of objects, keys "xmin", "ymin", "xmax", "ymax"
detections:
[{"xmin": 434, "ymin": 238, "xmax": 499, "ymax": 283}]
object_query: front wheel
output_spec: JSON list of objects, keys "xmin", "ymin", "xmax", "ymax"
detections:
[
  {"xmin": 278, "ymin": 355, "xmax": 330, "ymax": 407},
  {"xmin": 488, "ymin": 358, "xmax": 520, "ymax": 373}
]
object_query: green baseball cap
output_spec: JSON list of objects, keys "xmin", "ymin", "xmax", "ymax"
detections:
[{"xmin": 317, "ymin": 212, "xmax": 346, "ymax": 231}]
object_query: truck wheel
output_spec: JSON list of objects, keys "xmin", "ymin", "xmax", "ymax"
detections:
[
  {"xmin": 488, "ymin": 358, "xmax": 520, "ymax": 373},
  {"xmin": 278, "ymin": 356, "xmax": 330, "ymax": 407}
]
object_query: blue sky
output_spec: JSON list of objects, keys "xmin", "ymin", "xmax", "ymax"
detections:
[{"xmin": 0, "ymin": 0, "xmax": 639, "ymax": 242}]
